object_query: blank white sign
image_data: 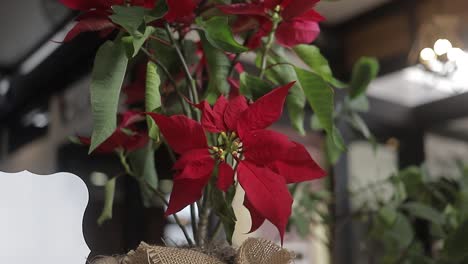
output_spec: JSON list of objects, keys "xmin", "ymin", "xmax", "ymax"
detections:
[{"xmin": 0, "ymin": 171, "xmax": 90, "ymax": 263}]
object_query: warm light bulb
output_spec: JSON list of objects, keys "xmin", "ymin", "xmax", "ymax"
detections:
[
  {"xmin": 420, "ymin": 48, "xmax": 436, "ymax": 61},
  {"xmin": 434, "ymin": 39, "xmax": 453, "ymax": 56},
  {"xmin": 447, "ymin": 47, "xmax": 463, "ymax": 61}
]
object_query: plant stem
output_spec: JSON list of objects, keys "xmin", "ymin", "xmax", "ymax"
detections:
[
  {"xmin": 164, "ymin": 23, "xmax": 200, "ymax": 108},
  {"xmin": 259, "ymin": 20, "xmax": 279, "ymax": 79},
  {"xmin": 153, "ymin": 187, "xmax": 194, "ymax": 246},
  {"xmin": 117, "ymin": 150, "xmax": 194, "ymax": 246},
  {"xmin": 141, "ymin": 47, "xmax": 191, "ymax": 117},
  {"xmin": 190, "ymin": 204, "xmax": 199, "ymax": 245},
  {"xmin": 118, "ymin": 150, "xmax": 134, "ymax": 177},
  {"xmin": 228, "ymin": 33, "xmax": 251, "ymax": 77},
  {"xmin": 148, "ymin": 35, "xmax": 172, "ymax": 47},
  {"xmin": 210, "ymin": 220, "xmax": 223, "ymax": 242},
  {"xmin": 197, "ymin": 187, "xmax": 211, "ymax": 246},
  {"xmin": 159, "ymin": 138, "xmax": 199, "ymax": 245},
  {"xmin": 228, "ymin": 53, "xmax": 242, "ymax": 77}
]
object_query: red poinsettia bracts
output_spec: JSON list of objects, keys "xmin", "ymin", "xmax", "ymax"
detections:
[
  {"xmin": 63, "ymin": 10, "xmax": 117, "ymax": 42},
  {"xmin": 79, "ymin": 111, "xmax": 148, "ymax": 153},
  {"xmin": 59, "ymin": 0, "xmax": 124, "ymax": 11},
  {"xmin": 59, "ymin": 0, "xmax": 199, "ymax": 41},
  {"xmin": 165, "ymin": 0, "xmax": 199, "ymax": 22},
  {"xmin": 149, "ymin": 82, "xmax": 326, "ymax": 242},
  {"xmin": 59, "ymin": 0, "xmax": 121, "ymax": 42},
  {"xmin": 218, "ymin": 0, "xmax": 324, "ymax": 48},
  {"xmin": 146, "ymin": 113, "xmax": 234, "ymax": 215},
  {"xmin": 195, "ymin": 82, "xmax": 326, "ymax": 241}
]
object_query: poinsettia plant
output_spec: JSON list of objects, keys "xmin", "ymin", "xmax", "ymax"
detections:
[{"xmin": 60, "ymin": 0, "xmax": 377, "ymax": 247}]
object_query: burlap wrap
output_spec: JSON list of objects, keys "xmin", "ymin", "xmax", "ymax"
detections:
[{"xmin": 93, "ymin": 238, "xmax": 293, "ymax": 264}]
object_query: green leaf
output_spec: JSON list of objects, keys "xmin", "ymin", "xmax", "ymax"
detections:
[
  {"xmin": 264, "ymin": 57, "xmax": 306, "ymax": 135},
  {"xmin": 122, "ymin": 26, "xmax": 156, "ymax": 58},
  {"xmin": 310, "ymin": 115, "xmax": 323, "ymax": 130},
  {"xmin": 159, "ymin": 179, "xmax": 173, "ymax": 194},
  {"xmin": 128, "ymin": 142, "xmax": 158, "ymax": 208},
  {"xmin": 332, "ymin": 126, "xmax": 346, "ymax": 151},
  {"xmin": 346, "ymin": 112, "xmax": 372, "ymax": 139},
  {"xmin": 196, "ymin": 16, "xmax": 248, "ymax": 53},
  {"xmin": 201, "ymin": 34, "xmax": 231, "ymax": 102},
  {"xmin": 443, "ymin": 220, "xmax": 468, "ymax": 261},
  {"xmin": 389, "ymin": 175, "xmax": 408, "ymax": 205},
  {"xmin": 401, "ymin": 202, "xmax": 444, "ymax": 225},
  {"xmin": 325, "ymin": 132, "xmax": 343, "ymax": 165},
  {"xmin": 295, "ymin": 67, "xmax": 335, "ymax": 138},
  {"xmin": 294, "ymin": 44, "xmax": 346, "ymax": 88},
  {"xmin": 292, "ymin": 212, "xmax": 310, "ymax": 238},
  {"xmin": 389, "ymin": 213, "xmax": 414, "ymax": 249},
  {"xmin": 146, "ymin": 61, "xmax": 161, "ymax": 140},
  {"xmin": 398, "ymin": 167, "xmax": 423, "ymax": 198},
  {"xmin": 111, "ymin": 2, "xmax": 168, "ymax": 33},
  {"xmin": 378, "ymin": 205, "xmax": 398, "ymax": 226},
  {"xmin": 350, "ymin": 57, "xmax": 379, "ymax": 99},
  {"xmin": 347, "ymin": 95, "xmax": 370, "ymax": 112},
  {"xmin": 89, "ymin": 40, "xmax": 128, "ymax": 153},
  {"xmin": 144, "ymin": 0, "xmax": 168, "ymax": 23},
  {"xmin": 110, "ymin": 6, "xmax": 147, "ymax": 36},
  {"xmin": 287, "ymin": 84, "xmax": 307, "ymax": 136},
  {"xmin": 294, "ymin": 45, "xmax": 333, "ymax": 81},
  {"xmin": 239, "ymin": 73, "xmax": 273, "ymax": 100},
  {"xmin": 210, "ymin": 186, "xmax": 236, "ymax": 244},
  {"xmin": 97, "ymin": 177, "xmax": 117, "ymax": 225},
  {"xmin": 146, "ymin": 61, "xmax": 162, "ymax": 112}
]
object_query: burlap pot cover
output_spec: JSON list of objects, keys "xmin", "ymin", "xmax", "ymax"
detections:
[{"xmin": 93, "ymin": 238, "xmax": 293, "ymax": 264}]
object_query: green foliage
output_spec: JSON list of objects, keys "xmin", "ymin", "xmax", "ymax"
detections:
[
  {"xmin": 110, "ymin": 6, "xmax": 148, "ymax": 36},
  {"xmin": 239, "ymin": 73, "xmax": 273, "ymax": 100},
  {"xmin": 110, "ymin": 4, "xmax": 167, "ymax": 36},
  {"xmin": 349, "ymin": 57, "xmax": 379, "ymax": 99},
  {"xmin": 378, "ymin": 205, "xmax": 398, "ymax": 226},
  {"xmin": 145, "ymin": 61, "xmax": 161, "ymax": 140},
  {"xmin": 262, "ymin": 54, "xmax": 306, "ymax": 135},
  {"xmin": 291, "ymin": 46, "xmax": 379, "ymax": 164},
  {"xmin": 210, "ymin": 186, "xmax": 236, "ymax": 244},
  {"xmin": 89, "ymin": 40, "xmax": 128, "ymax": 153},
  {"xmin": 97, "ymin": 176, "xmax": 117, "ymax": 225},
  {"xmin": 401, "ymin": 202, "xmax": 445, "ymax": 225},
  {"xmin": 294, "ymin": 44, "xmax": 346, "ymax": 88},
  {"xmin": 442, "ymin": 220, "xmax": 468, "ymax": 262},
  {"xmin": 367, "ymin": 165, "xmax": 468, "ymax": 262},
  {"xmin": 295, "ymin": 67, "xmax": 346, "ymax": 154},
  {"xmin": 122, "ymin": 26, "xmax": 156, "ymax": 58},
  {"xmin": 128, "ymin": 142, "xmax": 159, "ymax": 208},
  {"xmin": 201, "ymin": 34, "xmax": 231, "ymax": 103},
  {"xmin": 145, "ymin": 61, "xmax": 162, "ymax": 112},
  {"xmin": 196, "ymin": 16, "xmax": 248, "ymax": 53},
  {"xmin": 293, "ymin": 45, "xmax": 332, "ymax": 82},
  {"xmin": 325, "ymin": 128, "xmax": 345, "ymax": 164},
  {"xmin": 290, "ymin": 163, "xmax": 468, "ymax": 263}
]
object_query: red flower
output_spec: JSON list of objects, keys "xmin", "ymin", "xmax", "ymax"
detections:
[
  {"xmin": 59, "ymin": 0, "xmax": 124, "ymax": 11},
  {"xmin": 165, "ymin": 0, "xmax": 199, "ymax": 22},
  {"xmin": 194, "ymin": 82, "xmax": 326, "ymax": 242},
  {"xmin": 146, "ymin": 113, "xmax": 235, "ymax": 215},
  {"xmin": 79, "ymin": 111, "xmax": 148, "ymax": 153},
  {"xmin": 59, "ymin": 0, "xmax": 199, "ymax": 41},
  {"xmin": 148, "ymin": 82, "xmax": 326, "ymax": 243},
  {"xmin": 219, "ymin": 0, "xmax": 324, "ymax": 48}
]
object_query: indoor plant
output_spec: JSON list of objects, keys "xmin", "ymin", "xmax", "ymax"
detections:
[{"xmin": 58, "ymin": 0, "xmax": 377, "ymax": 262}]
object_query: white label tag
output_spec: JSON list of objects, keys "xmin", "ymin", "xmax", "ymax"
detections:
[{"xmin": 0, "ymin": 171, "xmax": 90, "ymax": 263}]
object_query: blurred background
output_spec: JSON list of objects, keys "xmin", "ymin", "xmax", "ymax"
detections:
[{"xmin": 0, "ymin": 0, "xmax": 468, "ymax": 263}]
